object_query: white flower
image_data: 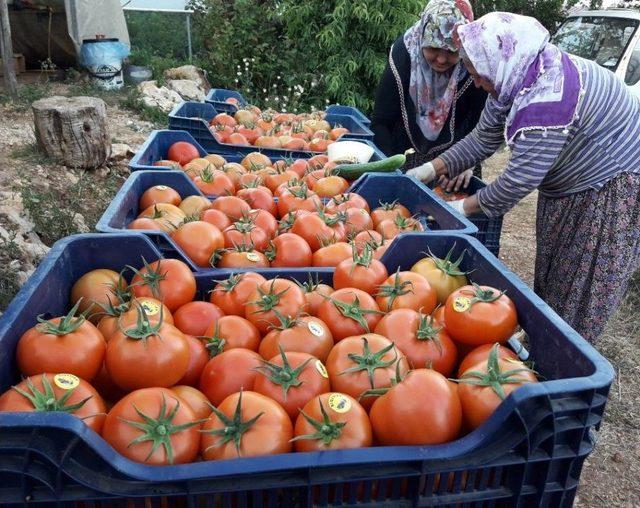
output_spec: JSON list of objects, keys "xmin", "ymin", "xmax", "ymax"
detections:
[
  {"xmin": 273, "ymin": 84, "xmax": 277, "ymax": 88},
  {"xmin": 277, "ymin": 75, "xmax": 282, "ymax": 80},
  {"xmin": 243, "ymin": 58, "xmax": 248, "ymax": 62},
  {"xmin": 287, "ymin": 87, "xmax": 292, "ymax": 92},
  {"xmin": 262, "ymin": 88, "xmax": 267, "ymax": 93},
  {"xmin": 299, "ymin": 86, "xmax": 304, "ymax": 93},
  {"xmin": 282, "ymin": 108, "xmax": 287, "ymax": 112},
  {"xmin": 251, "ymin": 58, "xmax": 256, "ymax": 62},
  {"xmin": 325, "ymin": 99, "xmax": 330, "ymax": 104},
  {"xmin": 295, "ymin": 92, "xmax": 301, "ymax": 97},
  {"xmin": 237, "ymin": 65, "xmax": 241, "ymax": 69},
  {"xmin": 237, "ymin": 71, "xmax": 242, "ymax": 76},
  {"xmin": 235, "ymin": 79, "xmax": 239, "ymax": 83},
  {"xmin": 274, "ymin": 97, "xmax": 279, "ymax": 102},
  {"xmin": 293, "ymin": 108, "xmax": 297, "ymax": 112}
]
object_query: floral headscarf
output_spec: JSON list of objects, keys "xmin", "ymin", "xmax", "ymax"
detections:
[
  {"xmin": 404, "ymin": 0, "xmax": 474, "ymax": 141},
  {"xmin": 457, "ymin": 12, "xmax": 581, "ymax": 144}
]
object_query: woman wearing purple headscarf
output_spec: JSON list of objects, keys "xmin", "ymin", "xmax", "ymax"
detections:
[
  {"xmin": 408, "ymin": 12, "xmax": 640, "ymax": 343},
  {"xmin": 370, "ymin": 0, "xmax": 487, "ymax": 181}
]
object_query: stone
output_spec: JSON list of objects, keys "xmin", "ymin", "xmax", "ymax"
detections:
[
  {"xmin": 109, "ymin": 143, "xmax": 134, "ymax": 162},
  {"xmin": 166, "ymin": 79, "xmax": 205, "ymax": 101},
  {"xmin": 163, "ymin": 65, "xmax": 211, "ymax": 91},
  {"xmin": 137, "ymin": 80, "xmax": 183, "ymax": 113}
]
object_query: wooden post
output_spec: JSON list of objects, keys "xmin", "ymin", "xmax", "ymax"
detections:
[{"xmin": 0, "ymin": 0, "xmax": 18, "ymax": 98}]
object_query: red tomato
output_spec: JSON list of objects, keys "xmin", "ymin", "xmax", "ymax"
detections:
[
  {"xmin": 130, "ymin": 258, "xmax": 196, "ymax": 312},
  {"xmin": 249, "ymin": 209, "xmax": 278, "ymax": 239},
  {"xmin": 456, "ymin": 343, "xmax": 520, "ymax": 377},
  {"xmin": 209, "ymin": 272, "xmax": 266, "ymax": 316},
  {"xmin": 343, "ymin": 207, "xmax": 374, "ymax": 236},
  {"xmin": 176, "ymin": 334, "xmax": 209, "ymax": 386},
  {"xmin": 200, "ymin": 391, "xmax": 293, "ymax": 460},
  {"xmin": 103, "ymin": 387, "xmax": 201, "ymax": 464},
  {"xmin": 223, "ymin": 219, "xmax": 269, "ymax": 252},
  {"xmin": 16, "ymin": 303, "xmax": 105, "ymax": 381},
  {"xmin": 312, "ymin": 242, "xmax": 353, "ymax": 267},
  {"xmin": 374, "ymin": 271, "xmax": 437, "ymax": 313},
  {"xmin": 116, "ymin": 297, "xmax": 174, "ymax": 331},
  {"xmin": 370, "ymin": 369, "xmax": 462, "ymax": 445},
  {"xmin": 127, "ymin": 218, "xmax": 165, "ymax": 231},
  {"xmin": 171, "ymin": 221, "xmax": 224, "ymax": 268},
  {"xmin": 376, "ymin": 215, "xmax": 424, "ymax": 239},
  {"xmin": 171, "ymin": 385, "xmax": 212, "ymax": 420},
  {"xmin": 236, "ymin": 187, "xmax": 277, "ymax": 216},
  {"xmin": 352, "ymin": 230, "xmax": 384, "ymax": 253},
  {"xmin": 211, "ymin": 113, "xmax": 237, "ymax": 128},
  {"xmin": 265, "ymin": 233, "xmax": 313, "ymax": 267},
  {"xmin": 0, "ymin": 373, "xmax": 106, "ymax": 433},
  {"xmin": 291, "ymin": 212, "xmax": 347, "ymax": 252},
  {"xmin": 370, "ymin": 201, "xmax": 411, "ymax": 228},
  {"xmin": 199, "ymin": 348, "xmax": 262, "ymax": 405},
  {"xmin": 326, "ymin": 333, "xmax": 409, "ymax": 409},
  {"xmin": 210, "ymin": 196, "xmax": 252, "ymax": 221},
  {"xmin": 139, "ymin": 185, "xmax": 182, "ymax": 211},
  {"xmin": 314, "ymin": 176, "xmax": 350, "ymax": 198},
  {"xmin": 244, "ymin": 279, "xmax": 306, "ymax": 334},
  {"xmin": 333, "ymin": 249, "xmax": 389, "ymax": 295},
  {"xmin": 317, "ymin": 288, "xmax": 383, "ymax": 342},
  {"xmin": 172, "ymin": 301, "xmax": 224, "ymax": 337},
  {"xmin": 168, "ymin": 142, "xmax": 199, "ymax": 165},
  {"xmin": 444, "ymin": 285, "xmax": 518, "ymax": 346},
  {"xmin": 241, "ymin": 152, "xmax": 271, "ymax": 171},
  {"xmin": 70, "ymin": 268, "xmax": 127, "ymax": 322},
  {"xmin": 200, "ymin": 208, "xmax": 232, "ymax": 231},
  {"xmin": 276, "ymin": 185, "xmax": 322, "ymax": 217},
  {"xmin": 374, "ymin": 308, "xmax": 458, "ymax": 376},
  {"xmin": 289, "ymin": 159, "xmax": 309, "ymax": 178},
  {"xmin": 202, "ymin": 315, "xmax": 261, "ymax": 356},
  {"xmin": 260, "ymin": 314, "xmax": 334, "ymax": 362},
  {"xmin": 194, "ymin": 168, "xmax": 235, "ymax": 197},
  {"xmin": 324, "ymin": 193, "xmax": 370, "ymax": 214},
  {"xmin": 253, "ymin": 350, "xmax": 331, "ymax": 420},
  {"xmin": 293, "ymin": 393, "xmax": 372, "ymax": 451},
  {"xmin": 297, "ymin": 277, "xmax": 334, "ymax": 316}
]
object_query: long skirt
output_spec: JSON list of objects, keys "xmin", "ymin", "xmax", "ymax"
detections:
[{"xmin": 534, "ymin": 172, "xmax": 640, "ymax": 343}]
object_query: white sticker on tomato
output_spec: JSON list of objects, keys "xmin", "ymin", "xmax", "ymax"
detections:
[
  {"xmin": 54, "ymin": 373, "xmax": 80, "ymax": 390},
  {"xmin": 328, "ymin": 393, "xmax": 351, "ymax": 413},
  {"xmin": 246, "ymin": 252, "xmax": 261, "ymax": 262},
  {"xmin": 315, "ymin": 360, "xmax": 329, "ymax": 378},
  {"xmin": 453, "ymin": 296, "xmax": 471, "ymax": 313},
  {"xmin": 308, "ymin": 321, "xmax": 324, "ymax": 337}
]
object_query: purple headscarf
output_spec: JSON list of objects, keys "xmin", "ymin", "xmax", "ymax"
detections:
[{"xmin": 456, "ymin": 12, "xmax": 581, "ymax": 144}]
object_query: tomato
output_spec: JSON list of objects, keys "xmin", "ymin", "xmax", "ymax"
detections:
[
  {"xmin": 317, "ymin": 288, "xmax": 383, "ymax": 342},
  {"xmin": 433, "ymin": 186, "xmax": 469, "ymax": 202},
  {"xmin": 237, "ymin": 125, "xmax": 261, "ymax": 144},
  {"xmin": 204, "ymin": 153, "xmax": 227, "ymax": 168},
  {"xmin": 374, "ymin": 309, "xmax": 458, "ymax": 376},
  {"xmin": 70, "ymin": 268, "xmax": 127, "ymax": 322},
  {"xmin": 173, "ymin": 334, "xmax": 209, "ymax": 386},
  {"xmin": 314, "ymin": 176, "xmax": 350, "ymax": 198},
  {"xmin": 211, "ymin": 113, "xmax": 237, "ymax": 128},
  {"xmin": 304, "ymin": 168, "xmax": 332, "ymax": 190},
  {"xmin": 136, "ymin": 206, "xmax": 186, "ymax": 235},
  {"xmin": 293, "ymin": 393, "xmax": 371, "ymax": 451},
  {"xmin": 289, "ymin": 159, "xmax": 309, "ymax": 178},
  {"xmin": 235, "ymin": 109, "xmax": 257, "ymax": 126},
  {"xmin": 376, "ymin": 215, "xmax": 424, "ymax": 239},
  {"xmin": 172, "ymin": 301, "xmax": 224, "ymax": 337},
  {"xmin": 457, "ymin": 343, "xmax": 520, "ymax": 377},
  {"xmin": 312, "ymin": 241, "xmax": 352, "ymax": 267},
  {"xmin": 370, "ymin": 201, "xmax": 411, "ymax": 228},
  {"xmin": 223, "ymin": 219, "xmax": 269, "ymax": 252},
  {"xmin": 410, "ymin": 247, "xmax": 469, "ymax": 305},
  {"xmin": 194, "ymin": 168, "xmax": 235, "ymax": 196},
  {"xmin": 116, "ymin": 297, "xmax": 174, "ymax": 333},
  {"xmin": 167, "ymin": 141, "xmax": 199, "ymax": 165},
  {"xmin": 91, "ymin": 362, "xmax": 127, "ymax": 402},
  {"xmin": 324, "ymin": 193, "xmax": 370, "ymax": 214},
  {"xmin": 353, "ymin": 230, "xmax": 384, "ymax": 253},
  {"xmin": 171, "ymin": 221, "xmax": 224, "ymax": 268},
  {"xmin": 202, "ymin": 315, "xmax": 261, "ymax": 356},
  {"xmin": 179, "ymin": 196, "xmax": 211, "ymax": 217},
  {"xmin": 199, "ymin": 348, "xmax": 262, "ymax": 405},
  {"xmin": 17, "ymin": 303, "xmax": 105, "ymax": 381},
  {"xmin": 253, "ymin": 350, "xmax": 330, "ymax": 420},
  {"xmin": 326, "ymin": 334, "xmax": 409, "ymax": 409},
  {"xmin": 171, "ymin": 385, "xmax": 212, "ymax": 420},
  {"xmin": 103, "ymin": 387, "xmax": 200, "ymax": 464},
  {"xmin": 209, "ymin": 272, "xmax": 266, "ymax": 316},
  {"xmin": 297, "ymin": 276, "xmax": 334, "ymax": 316},
  {"xmin": 333, "ymin": 248, "xmax": 388, "ymax": 295},
  {"xmin": 444, "ymin": 285, "xmax": 518, "ymax": 346},
  {"xmin": 255, "ymin": 135, "xmax": 282, "ymax": 149},
  {"xmin": 241, "ymin": 152, "xmax": 272, "ymax": 171},
  {"xmin": 127, "ymin": 218, "xmax": 164, "ymax": 231},
  {"xmin": 106, "ymin": 316, "xmax": 189, "ymax": 391},
  {"xmin": 244, "ymin": 279, "xmax": 306, "ymax": 334},
  {"xmin": 249, "ymin": 209, "xmax": 278, "ymax": 239},
  {"xmin": 277, "ymin": 185, "xmax": 322, "ymax": 217},
  {"xmin": 308, "ymin": 154, "xmax": 329, "ymax": 170},
  {"xmin": 343, "ymin": 208, "xmax": 373, "ymax": 236},
  {"xmin": 456, "ymin": 345, "xmax": 537, "ymax": 430},
  {"xmin": 154, "ymin": 159, "xmax": 181, "ymax": 169},
  {"xmin": 236, "ymin": 186, "xmax": 277, "ymax": 216},
  {"xmin": 291, "ymin": 212, "xmax": 346, "ymax": 252},
  {"xmin": 130, "ymin": 258, "xmax": 196, "ymax": 312},
  {"xmin": 221, "ymin": 163, "xmax": 247, "ymax": 187},
  {"xmin": 215, "ymin": 247, "xmax": 270, "ymax": 269},
  {"xmin": 329, "ymin": 126, "xmax": 349, "ymax": 141},
  {"xmin": 374, "ymin": 271, "xmax": 437, "ymax": 313},
  {"xmin": 370, "ymin": 369, "xmax": 462, "ymax": 445},
  {"xmin": 260, "ymin": 314, "xmax": 333, "ymax": 362},
  {"xmin": 200, "ymin": 391, "xmax": 292, "ymax": 460},
  {"xmin": 210, "ymin": 196, "xmax": 252, "ymax": 221},
  {"xmin": 432, "ymin": 305, "xmax": 446, "ymax": 326},
  {"xmin": 309, "ymin": 138, "xmax": 330, "ymax": 152},
  {"xmin": 139, "ymin": 185, "xmax": 182, "ymax": 211},
  {"xmin": 0, "ymin": 373, "xmax": 106, "ymax": 433},
  {"xmin": 200, "ymin": 208, "xmax": 232, "ymax": 231},
  {"xmin": 265, "ymin": 233, "xmax": 313, "ymax": 267}
]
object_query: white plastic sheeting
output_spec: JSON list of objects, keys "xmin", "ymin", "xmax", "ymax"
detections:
[{"xmin": 64, "ymin": 0, "xmax": 130, "ymax": 51}]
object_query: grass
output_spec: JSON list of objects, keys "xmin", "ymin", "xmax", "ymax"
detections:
[
  {"xmin": 0, "ymin": 222, "xmax": 25, "ymax": 311},
  {"xmin": 0, "ymin": 83, "xmax": 53, "ymax": 111},
  {"xmin": 10, "ymin": 141, "xmax": 57, "ymax": 165},
  {"xmin": 120, "ymin": 87, "xmax": 167, "ymax": 126}
]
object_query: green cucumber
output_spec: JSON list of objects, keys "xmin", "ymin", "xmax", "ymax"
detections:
[{"xmin": 334, "ymin": 154, "xmax": 406, "ymax": 179}]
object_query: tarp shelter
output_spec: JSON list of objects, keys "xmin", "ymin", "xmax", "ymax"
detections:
[{"xmin": 7, "ymin": 0, "xmax": 129, "ymax": 70}]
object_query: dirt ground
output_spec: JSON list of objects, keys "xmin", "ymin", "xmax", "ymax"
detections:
[{"xmin": 0, "ymin": 81, "xmax": 638, "ymax": 506}]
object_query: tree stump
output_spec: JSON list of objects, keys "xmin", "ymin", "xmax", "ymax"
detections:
[{"xmin": 32, "ymin": 96, "xmax": 111, "ymax": 169}]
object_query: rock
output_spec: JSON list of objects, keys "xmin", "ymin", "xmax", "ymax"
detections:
[
  {"xmin": 137, "ymin": 80, "xmax": 183, "ymax": 113},
  {"xmin": 110, "ymin": 143, "xmax": 134, "ymax": 162},
  {"xmin": 163, "ymin": 65, "xmax": 211, "ymax": 91},
  {"xmin": 612, "ymin": 451, "xmax": 624, "ymax": 463},
  {"xmin": 166, "ymin": 79, "xmax": 205, "ymax": 101},
  {"xmin": 0, "ymin": 192, "xmax": 51, "ymax": 265},
  {"xmin": 72, "ymin": 213, "xmax": 89, "ymax": 233}
]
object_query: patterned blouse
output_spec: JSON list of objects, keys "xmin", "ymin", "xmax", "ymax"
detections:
[{"xmin": 439, "ymin": 56, "xmax": 640, "ymax": 217}]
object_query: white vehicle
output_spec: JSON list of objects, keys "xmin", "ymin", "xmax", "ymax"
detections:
[{"xmin": 552, "ymin": 9, "xmax": 640, "ymax": 97}]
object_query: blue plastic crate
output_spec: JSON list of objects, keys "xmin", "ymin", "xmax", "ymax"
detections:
[
  {"xmin": 204, "ymin": 88, "xmax": 372, "ymax": 126},
  {"xmin": 0, "ymin": 232, "xmax": 614, "ymax": 506},
  {"xmin": 96, "ymin": 171, "xmax": 476, "ymax": 271},
  {"xmin": 168, "ymin": 101, "xmax": 376, "ymax": 157}
]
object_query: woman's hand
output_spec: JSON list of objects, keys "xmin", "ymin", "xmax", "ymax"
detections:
[{"xmin": 439, "ymin": 168, "xmax": 473, "ymax": 192}]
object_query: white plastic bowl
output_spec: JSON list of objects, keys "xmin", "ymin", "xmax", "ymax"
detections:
[{"xmin": 327, "ymin": 140, "xmax": 375, "ymax": 164}]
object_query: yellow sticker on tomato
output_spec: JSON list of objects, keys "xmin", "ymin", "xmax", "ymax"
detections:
[
  {"xmin": 246, "ymin": 252, "xmax": 261, "ymax": 262},
  {"xmin": 328, "ymin": 393, "xmax": 351, "ymax": 413},
  {"xmin": 315, "ymin": 360, "xmax": 329, "ymax": 378},
  {"xmin": 155, "ymin": 185, "xmax": 168, "ymax": 190},
  {"xmin": 140, "ymin": 300, "xmax": 161, "ymax": 316},
  {"xmin": 54, "ymin": 373, "xmax": 80, "ymax": 390},
  {"xmin": 453, "ymin": 296, "xmax": 471, "ymax": 312},
  {"xmin": 308, "ymin": 321, "xmax": 324, "ymax": 337}
]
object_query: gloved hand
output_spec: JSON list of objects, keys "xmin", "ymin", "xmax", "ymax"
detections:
[
  {"xmin": 406, "ymin": 162, "xmax": 436, "ymax": 183},
  {"xmin": 439, "ymin": 168, "xmax": 473, "ymax": 192},
  {"xmin": 449, "ymin": 199, "xmax": 467, "ymax": 216}
]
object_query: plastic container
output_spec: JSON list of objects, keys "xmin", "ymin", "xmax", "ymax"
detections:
[
  {"xmin": 79, "ymin": 38, "xmax": 129, "ymax": 90},
  {"xmin": 168, "ymin": 101, "xmax": 376, "ymax": 157},
  {"xmin": 205, "ymin": 88, "xmax": 372, "ymax": 126},
  {"xmin": 129, "ymin": 130, "xmax": 208, "ymax": 172},
  {"xmin": 0, "ymin": 232, "xmax": 614, "ymax": 506}
]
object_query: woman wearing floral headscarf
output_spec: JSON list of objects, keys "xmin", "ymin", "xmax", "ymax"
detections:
[
  {"xmin": 370, "ymin": 0, "xmax": 486, "ymax": 184},
  {"xmin": 409, "ymin": 12, "xmax": 640, "ymax": 343}
]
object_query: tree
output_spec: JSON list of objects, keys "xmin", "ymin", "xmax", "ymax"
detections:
[
  {"xmin": 0, "ymin": 0, "xmax": 18, "ymax": 98},
  {"xmin": 471, "ymin": 0, "xmax": 578, "ymax": 30}
]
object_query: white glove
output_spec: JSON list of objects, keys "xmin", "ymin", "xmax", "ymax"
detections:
[
  {"xmin": 449, "ymin": 199, "xmax": 468, "ymax": 217},
  {"xmin": 406, "ymin": 162, "xmax": 436, "ymax": 183}
]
